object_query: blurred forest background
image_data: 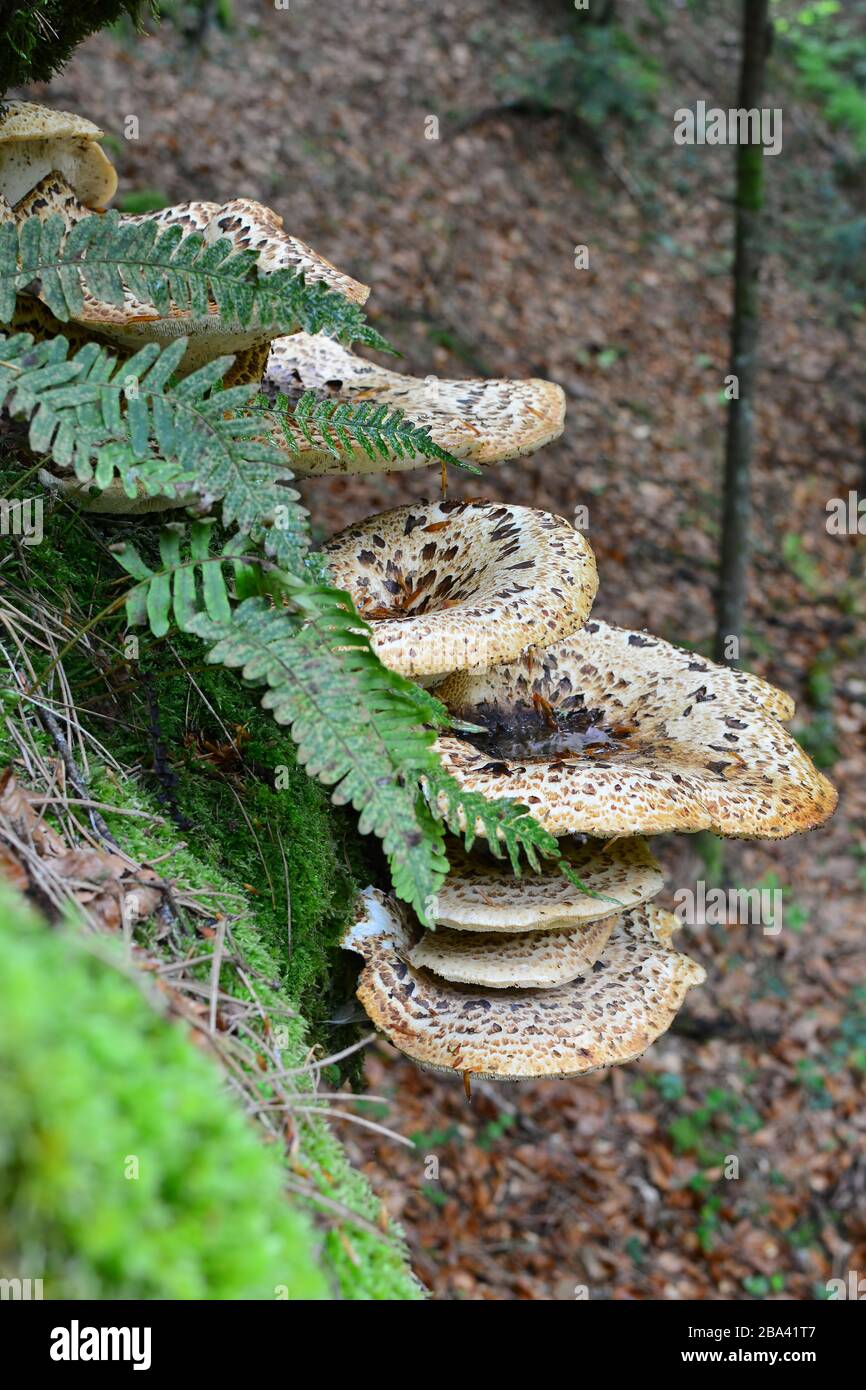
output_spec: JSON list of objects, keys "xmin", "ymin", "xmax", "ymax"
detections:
[{"xmin": 8, "ymin": 0, "xmax": 866, "ymax": 1299}]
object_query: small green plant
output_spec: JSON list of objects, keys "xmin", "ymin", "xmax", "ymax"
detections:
[
  {"xmin": 743, "ymin": 1272, "xmax": 785, "ymax": 1297},
  {"xmin": 0, "ymin": 2, "xmax": 154, "ymax": 94}
]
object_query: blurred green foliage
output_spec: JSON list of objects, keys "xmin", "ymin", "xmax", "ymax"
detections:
[
  {"xmin": 0, "ymin": 880, "xmax": 329, "ymax": 1299},
  {"xmin": 776, "ymin": 1, "xmax": 866, "ymax": 156},
  {"xmin": 500, "ymin": 7, "xmax": 659, "ymax": 135}
]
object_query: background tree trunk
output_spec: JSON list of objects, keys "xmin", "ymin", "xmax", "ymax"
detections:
[{"xmin": 714, "ymin": 0, "xmax": 773, "ymax": 665}]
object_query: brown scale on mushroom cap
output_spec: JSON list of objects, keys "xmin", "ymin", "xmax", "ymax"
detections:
[
  {"xmin": 408, "ymin": 915, "xmax": 617, "ymax": 989},
  {"xmin": 264, "ymin": 332, "xmax": 566, "ymax": 474},
  {"xmin": 323, "ymin": 500, "xmax": 598, "ymax": 680},
  {"xmin": 0, "ymin": 101, "xmax": 117, "ymax": 208},
  {"xmin": 343, "ymin": 889, "xmax": 706, "ymax": 1080},
  {"xmin": 433, "ymin": 836, "xmax": 663, "ymax": 931},
  {"xmin": 433, "ymin": 620, "xmax": 836, "ymax": 839}
]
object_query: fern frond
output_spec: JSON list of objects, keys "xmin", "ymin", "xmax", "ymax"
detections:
[
  {"xmin": 190, "ymin": 591, "xmax": 452, "ymax": 922},
  {"xmin": 0, "ymin": 212, "xmax": 393, "ymax": 352},
  {"xmin": 261, "ymin": 389, "xmax": 483, "ymax": 476},
  {"xmin": 0, "ymin": 330, "xmax": 310, "ymax": 572},
  {"xmin": 111, "ymin": 520, "xmax": 247, "ymax": 638},
  {"xmin": 0, "ymin": 321, "xmax": 587, "ymax": 918},
  {"xmin": 421, "ymin": 767, "xmax": 561, "ymax": 873},
  {"xmin": 423, "ymin": 767, "xmax": 614, "ymax": 900}
]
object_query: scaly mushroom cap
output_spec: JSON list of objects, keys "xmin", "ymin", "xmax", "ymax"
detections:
[
  {"xmin": 407, "ymin": 915, "xmax": 617, "ymax": 988},
  {"xmin": 434, "ymin": 620, "xmax": 837, "ymax": 839},
  {"xmin": 264, "ymin": 332, "xmax": 566, "ymax": 474},
  {"xmin": 433, "ymin": 836, "xmax": 663, "ymax": 931},
  {"xmin": 0, "ymin": 101, "xmax": 117, "ymax": 208},
  {"xmin": 343, "ymin": 889, "xmax": 706, "ymax": 1080},
  {"xmin": 737, "ymin": 670, "xmax": 796, "ymax": 722},
  {"xmin": 9, "ymin": 184, "xmax": 369, "ymax": 371},
  {"xmin": 323, "ymin": 500, "xmax": 598, "ymax": 680}
]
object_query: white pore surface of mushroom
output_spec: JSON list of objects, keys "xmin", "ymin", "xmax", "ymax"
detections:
[
  {"xmin": 343, "ymin": 888, "xmax": 706, "ymax": 1080},
  {"xmin": 433, "ymin": 620, "xmax": 837, "ymax": 839},
  {"xmin": 432, "ymin": 836, "xmax": 663, "ymax": 931},
  {"xmin": 263, "ymin": 332, "xmax": 566, "ymax": 473},
  {"xmin": 407, "ymin": 915, "xmax": 618, "ymax": 989},
  {"xmin": 323, "ymin": 500, "xmax": 598, "ymax": 680},
  {"xmin": 0, "ymin": 101, "xmax": 117, "ymax": 208}
]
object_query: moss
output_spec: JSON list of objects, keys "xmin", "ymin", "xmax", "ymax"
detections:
[
  {"xmin": 0, "ymin": 880, "xmax": 329, "ymax": 1299},
  {"xmin": 0, "ymin": 2, "xmax": 152, "ymax": 96},
  {"xmin": 113, "ymin": 637, "xmax": 364, "ymax": 1040},
  {"xmin": 0, "ymin": 469, "xmax": 421, "ymax": 1298},
  {"xmin": 0, "ymin": 466, "xmax": 368, "ymax": 1047}
]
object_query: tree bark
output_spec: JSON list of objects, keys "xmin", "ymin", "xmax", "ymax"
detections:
[{"xmin": 714, "ymin": 0, "xmax": 773, "ymax": 665}]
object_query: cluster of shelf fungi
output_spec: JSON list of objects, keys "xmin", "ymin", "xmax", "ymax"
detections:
[{"xmin": 1, "ymin": 102, "xmax": 837, "ymax": 1085}]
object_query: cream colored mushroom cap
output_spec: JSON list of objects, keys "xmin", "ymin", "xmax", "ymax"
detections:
[
  {"xmin": 434, "ymin": 836, "xmax": 663, "ymax": 930},
  {"xmin": 407, "ymin": 915, "xmax": 617, "ymax": 988},
  {"xmin": 264, "ymin": 332, "xmax": 566, "ymax": 474},
  {"xmin": 11, "ymin": 185, "xmax": 369, "ymax": 361},
  {"xmin": 0, "ymin": 101, "xmax": 117, "ymax": 208},
  {"xmin": 343, "ymin": 889, "xmax": 706, "ymax": 1080},
  {"xmin": 737, "ymin": 669, "xmax": 796, "ymax": 722},
  {"xmin": 323, "ymin": 500, "xmax": 598, "ymax": 680},
  {"xmin": 434, "ymin": 620, "xmax": 836, "ymax": 839}
]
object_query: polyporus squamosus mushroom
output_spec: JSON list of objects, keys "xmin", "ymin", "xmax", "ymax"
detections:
[
  {"xmin": 0, "ymin": 101, "xmax": 117, "ymax": 208},
  {"xmin": 6, "ymin": 176, "xmax": 370, "ymax": 382},
  {"xmin": 433, "ymin": 619, "xmax": 837, "ymax": 839},
  {"xmin": 407, "ymin": 916, "xmax": 618, "ymax": 989},
  {"xmin": 431, "ymin": 835, "xmax": 663, "ymax": 932},
  {"xmin": 264, "ymin": 332, "xmax": 566, "ymax": 474},
  {"xmin": 323, "ymin": 500, "xmax": 598, "ymax": 681},
  {"xmin": 343, "ymin": 888, "xmax": 706, "ymax": 1080}
]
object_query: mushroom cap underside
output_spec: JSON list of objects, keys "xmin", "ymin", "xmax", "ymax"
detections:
[
  {"xmin": 407, "ymin": 914, "xmax": 617, "ymax": 988},
  {"xmin": 323, "ymin": 499, "xmax": 598, "ymax": 680},
  {"xmin": 434, "ymin": 620, "xmax": 837, "ymax": 839},
  {"xmin": 432, "ymin": 835, "xmax": 663, "ymax": 930},
  {"xmin": 264, "ymin": 332, "xmax": 566, "ymax": 473},
  {"xmin": 0, "ymin": 101, "xmax": 117, "ymax": 208},
  {"xmin": 343, "ymin": 889, "xmax": 706, "ymax": 1080}
]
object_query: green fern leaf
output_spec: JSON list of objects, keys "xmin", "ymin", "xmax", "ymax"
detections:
[
  {"xmin": 1, "ymin": 211, "xmax": 393, "ymax": 352},
  {"xmin": 190, "ymin": 591, "xmax": 451, "ymax": 922},
  {"xmin": 258, "ymin": 389, "xmax": 483, "ymax": 476},
  {"xmin": 111, "ymin": 520, "xmax": 242, "ymax": 638},
  {"xmin": 0, "ymin": 330, "xmax": 311, "ymax": 572}
]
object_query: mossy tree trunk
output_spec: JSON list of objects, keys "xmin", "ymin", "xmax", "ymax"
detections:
[{"xmin": 714, "ymin": 0, "xmax": 773, "ymax": 666}]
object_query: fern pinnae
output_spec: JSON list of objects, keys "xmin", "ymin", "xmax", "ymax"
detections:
[
  {"xmin": 0, "ymin": 330, "xmax": 311, "ymax": 570},
  {"xmin": 257, "ymin": 389, "xmax": 483, "ymax": 475},
  {"xmin": 189, "ymin": 593, "xmax": 451, "ymax": 921},
  {"xmin": 1, "ymin": 211, "xmax": 394, "ymax": 351}
]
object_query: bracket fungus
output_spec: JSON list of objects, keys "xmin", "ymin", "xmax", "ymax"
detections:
[
  {"xmin": 0, "ymin": 101, "xmax": 117, "ymax": 209},
  {"xmin": 343, "ymin": 889, "xmax": 706, "ymax": 1080},
  {"xmin": 6, "ymin": 178, "xmax": 369, "ymax": 382},
  {"xmin": 407, "ymin": 916, "xmax": 618, "ymax": 989},
  {"xmin": 4, "ymin": 101, "xmax": 835, "ymax": 1090},
  {"xmin": 431, "ymin": 836, "xmax": 663, "ymax": 931},
  {"xmin": 433, "ymin": 620, "xmax": 837, "ymax": 839},
  {"xmin": 264, "ymin": 332, "xmax": 566, "ymax": 474},
  {"xmin": 323, "ymin": 500, "xmax": 598, "ymax": 680}
]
